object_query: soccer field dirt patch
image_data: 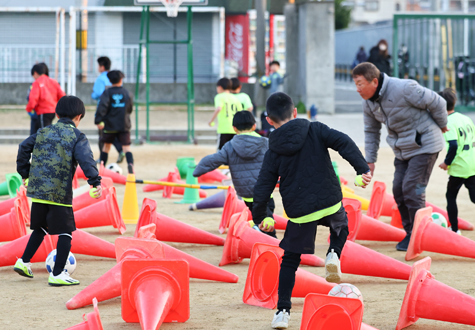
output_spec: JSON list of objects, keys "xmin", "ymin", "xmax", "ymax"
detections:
[{"xmin": 0, "ymin": 144, "xmax": 473, "ymax": 330}]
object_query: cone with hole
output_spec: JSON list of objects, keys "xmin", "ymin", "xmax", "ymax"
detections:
[
  {"xmin": 243, "ymin": 243, "xmax": 335, "ymax": 309},
  {"xmin": 74, "ymin": 189, "xmax": 126, "ymax": 234},
  {"xmin": 396, "ymin": 256, "xmax": 475, "ymax": 329},
  {"xmin": 52, "ymin": 229, "xmax": 116, "ymax": 259},
  {"xmin": 367, "ymin": 181, "xmax": 396, "ymax": 219},
  {"xmin": 342, "ymin": 198, "xmax": 362, "ymax": 242},
  {"xmin": 162, "ymin": 170, "xmax": 207, "ymax": 199},
  {"xmin": 0, "ymin": 173, "xmax": 22, "ymax": 198},
  {"xmin": 122, "ymin": 173, "xmax": 139, "ymax": 224},
  {"xmin": 219, "ymin": 186, "xmax": 248, "ymax": 234},
  {"xmin": 136, "ymin": 198, "xmax": 224, "ymax": 245},
  {"xmin": 220, "ymin": 210, "xmax": 324, "ymax": 267},
  {"xmin": 0, "ymin": 200, "xmax": 27, "ymax": 242},
  {"xmin": 189, "ymin": 190, "xmax": 226, "ymax": 211},
  {"xmin": 406, "ymin": 206, "xmax": 475, "ymax": 261},
  {"xmin": 64, "ymin": 298, "xmax": 103, "ymax": 330},
  {"xmin": 176, "ymin": 162, "xmax": 201, "ymax": 204},
  {"xmin": 121, "ymin": 259, "xmax": 190, "ymax": 329},
  {"xmin": 341, "ymin": 240, "xmax": 411, "ymax": 280},
  {"xmin": 197, "ymin": 169, "xmax": 228, "ymax": 183},
  {"xmin": 66, "ymin": 235, "xmax": 238, "ymax": 310},
  {"xmin": 0, "ymin": 233, "xmax": 55, "ymax": 267},
  {"xmin": 72, "ymin": 177, "xmax": 114, "ymax": 212},
  {"xmin": 300, "ymin": 293, "xmax": 364, "ymax": 330},
  {"xmin": 0, "ymin": 185, "xmax": 30, "ymax": 225}
]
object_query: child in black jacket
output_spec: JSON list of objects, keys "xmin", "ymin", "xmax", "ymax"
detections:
[
  {"xmin": 95, "ymin": 70, "xmax": 134, "ymax": 173},
  {"xmin": 252, "ymin": 92, "xmax": 372, "ymax": 329}
]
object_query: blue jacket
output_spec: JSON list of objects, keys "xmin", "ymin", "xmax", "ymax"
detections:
[
  {"xmin": 269, "ymin": 72, "xmax": 284, "ymax": 94},
  {"xmin": 91, "ymin": 72, "xmax": 112, "ymax": 101}
]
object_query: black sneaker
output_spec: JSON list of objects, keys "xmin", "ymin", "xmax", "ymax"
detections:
[{"xmin": 396, "ymin": 233, "xmax": 411, "ymax": 251}]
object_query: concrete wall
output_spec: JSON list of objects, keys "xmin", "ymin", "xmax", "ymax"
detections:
[{"xmin": 0, "ymin": 82, "xmax": 255, "ymax": 105}]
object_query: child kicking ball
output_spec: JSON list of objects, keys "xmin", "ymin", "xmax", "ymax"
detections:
[
  {"xmin": 15, "ymin": 96, "xmax": 102, "ymax": 286},
  {"xmin": 251, "ymin": 92, "xmax": 371, "ymax": 329}
]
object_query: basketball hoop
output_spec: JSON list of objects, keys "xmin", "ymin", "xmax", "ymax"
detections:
[{"xmin": 160, "ymin": 0, "xmax": 183, "ymax": 17}]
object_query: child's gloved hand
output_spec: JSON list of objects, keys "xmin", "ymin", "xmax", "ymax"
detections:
[
  {"xmin": 27, "ymin": 110, "xmax": 38, "ymax": 119},
  {"xmin": 259, "ymin": 217, "xmax": 275, "ymax": 232}
]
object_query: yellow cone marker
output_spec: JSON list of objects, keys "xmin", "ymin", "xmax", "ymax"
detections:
[{"xmin": 122, "ymin": 173, "xmax": 139, "ymax": 224}]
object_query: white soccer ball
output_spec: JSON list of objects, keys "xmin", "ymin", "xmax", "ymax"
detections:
[
  {"xmin": 328, "ymin": 283, "xmax": 363, "ymax": 303},
  {"xmin": 106, "ymin": 163, "xmax": 123, "ymax": 175},
  {"xmin": 45, "ymin": 249, "xmax": 77, "ymax": 275},
  {"xmin": 432, "ymin": 212, "xmax": 448, "ymax": 228}
]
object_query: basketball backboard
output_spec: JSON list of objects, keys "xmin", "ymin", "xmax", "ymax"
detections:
[{"xmin": 134, "ymin": 0, "xmax": 207, "ymax": 16}]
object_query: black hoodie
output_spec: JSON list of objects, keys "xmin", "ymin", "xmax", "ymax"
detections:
[{"xmin": 252, "ymin": 119, "xmax": 369, "ymax": 224}]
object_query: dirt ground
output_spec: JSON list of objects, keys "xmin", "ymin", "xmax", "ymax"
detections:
[{"xmin": 0, "ymin": 142, "xmax": 474, "ymax": 330}]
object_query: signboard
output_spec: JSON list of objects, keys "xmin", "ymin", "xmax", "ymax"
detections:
[{"xmin": 225, "ymin": 14, "xmax": 250, "ymax": 83}]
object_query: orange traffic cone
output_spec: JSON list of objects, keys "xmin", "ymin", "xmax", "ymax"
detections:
[
  {"xmin": 300, "ymin": 293, "xmax": 364, "ymax": 330},
  {"xmin": 64, "ymin": 298, "xmax": 103, "ymax": 330},
  {"xmin": 426, "ymin": 201, "xmax": 473, "ymax": 231},
  {"xmin": 361, "ymin": 324, "xmax": 379, "ymax": 330},
  {"xmin": 220, "ymin": 210, "xmax": 324, "ymax": 267},
  {"xmin": 367, "ymin": 181, "xmax": 396, "ymax": 219},
  {"xmin": 121, "ymin": 260, "xmax": 190, "ymax": 329},
  {"xmin": 341, "ymin": 241, "xmax": 411, "ymax": 280},
  {"xmin": 197, "ymin": 169, "xmax": 228, "ymax": 183},
  {"xmin": 0, "ymin": 186, "xmax": 30, "ymax": 225},
  {"xmin": 122, "ymin": 173, "xmax": 140, "ymax": 224},
  {"xmin": 396, "ymin": 256, "xmax": 475, "ymax": 329},
  {"xmin": 66, "ymin": 236, "xmax": 238, "ymax": 310},
  {"xmin": 136, "ymin": 198, "xmax": 224, "ymax": 246},
  {"xmin": 72, "ymin": 184, "xmax": 113, "ymax": 212},
  {"xmin": 0, "ymin": 234, "xmax": 55, "ymax": 267},
  {"xmin": 0, "ymin": 200, "xmax": 27, "ymax": 242},
  {"xmin": 342, "ymin": 198, "xmax": 362, "ymax": 242},
  {"xmin": 356, "ymin": 214, "xmax": 406, "ymax": 242},
  {"xmin": 406, "ymin": 207, "xmax": 475, "ymax": 261},
  {"xmin": 136, "ymin": 223, "xmax": 157, "ymax": 240},
  {"xmin": 219, "ymin": 186, "xmax": 249, "ymax": 234},
  {"xmin": 243, "ymin": 243, "xmax": 335, "ymax": 309},
  {"xmin": 161, "ymin": 170, "xmax": 207, "ymax": 199},
  {"xmin": 74, "ymin": 189, "xmax": 126, "ymax": 234},
  {"xmin": 390, "ymin": 204, "xmax": 404, "ymax": 228},
  {"xmin": 51, "ymin": 229, "xmax": 116, "ymax": 259}
]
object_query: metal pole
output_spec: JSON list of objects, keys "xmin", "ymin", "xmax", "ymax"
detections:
[
  {"xmin": 186, "ymin": 6, "xmax": 195, "ymax": 143},
  {"xmin": 55, "ymin": 9, "xmax": 60, "ymax": 80},
  {"xmin": 134, "ymin": 6, "xmax": 146, "ymax": 144},
  {"xmin": 60, "ymin": 9, "xmax": 66, "ymax": 91},
  {"xmin": 254, "ymin": 0, "xmax": 267, "ymax": 107},
  {"xmin": 393, "ymin": 16, "xmax": 399, "ymax": 77},
  {"xmin": 146, "ymin": 6, "xmax": 150, "ymax": 142},
  {"xmin": 69, "ymin": 7, "xmax": 77, "ymax": 95}
]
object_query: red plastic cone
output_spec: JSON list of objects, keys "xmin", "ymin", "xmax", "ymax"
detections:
[
  {"xmin": 0, "ymin": 186, "xmax": 30, "ymax": 225},
  {"xmin": 341, "ymin": 241, "xmax": 411, "ymax": 280},
  {"xmin": 50, "ymin": 229, "xmax": 116, "ymax": 259},
  {"xmin": 101, "ymin": 165, "xmax": 126, "ymax": 185},
  {"xmin": 406, "ymin": 207, "xmax": 475, "ymax": 261},
  {"xmin": 74, "ymin": 189, "xmax": 126, "ymax": 234},
  {"xmin": 0, "ymin": 233, "xmax": 55, "ymax": 267},
  {"xmin": 220, "ymin": 210, "xmax": 324, "ymax": 267},
  {"xmin": 64, "ymin": 298, "xmax": 103, "ymax": 330},
  {"xmin": 342, "ymin": 198, "xmax": 362, "ymax": 242},
  {"xmin": 243, "ymin": 243, "xmax": 335, "ymax": 309},
  {"xmin": 121, "ymin": 260, "xmax": 190, "ymax": 328},
  {"xmin": 273, "ymin": 214, "xmax": 288, "ymax": 230},
  {"xmin": 189, "ymin": 190, "xmax": 226, "ymax": 211},
  {"xmin": 219, "ymin": 186, "xmax": 248, "ymax": 234},
  {"xmin": 197, "ymin": 169, "xmax": 228, "ymax": 183},
  {"xmin": 361, "ymin": 324, "xmax": 379, "ymax": 330},
  {"xmin": 426, "ymin": 201, "xmax": 473, "ymax": 230},
  {"xmin": 66, "ymin": 236, "xmax": 238, "ymax": 310},
  {"xmin": 136, "ymin": 223, "xmax": 157, "ymax": 240},
  {"xmin": 390, "ymin": 204, "xmax": 404, "ymax": 228},
  {"xmin": 143, "ymin": 168, "xmax": 180, "ymax": 192},
  {"xmin": 73, "ymin": 185, "xmax": 113, "ymax": 212},
  {"xmin": 136, "ymin": 198, "xmax": 224, "ymax": 246},
  {"xmin": 300, "ymin": 293, "xmax": 364, "ymax": 330},
  {"xmin": 356, "ymin": 214, "xmax": 406, "ymax": 242},
  {"xmin": 367, "ymin": 181, "xmax": 396, "ymax": 219},
  {"xmin": 396, "ymin": 256, "xmax": 475, "ymax": 329},
  {"xmin": 0, "ymin": 200, "xmax": 27, "ymax": 242},
  {"xmin": 162, "ymin": 171, "xmax": 207, "ymax": 199}
]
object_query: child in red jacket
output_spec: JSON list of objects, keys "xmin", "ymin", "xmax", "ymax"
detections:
[{"xmin": 26, "ymin": 63, "xmax": 65, "ymax": 134}]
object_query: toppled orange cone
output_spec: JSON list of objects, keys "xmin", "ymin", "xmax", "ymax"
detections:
[{"xmin": 64, "ymin": 298, "xmax": 103, "ymax": 330}]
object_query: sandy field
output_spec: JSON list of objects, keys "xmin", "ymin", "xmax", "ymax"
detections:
[{"xmin": 0, "ymin": 141, "xmax": 474, "ymax": 330}]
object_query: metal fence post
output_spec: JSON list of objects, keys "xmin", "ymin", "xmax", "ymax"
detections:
[
  {"xmin": 187, "ymin": 6, "xmax": 195, "ymax": 144},
  {"xmin": 134, "ymin": 6, "xmax": 146, "ymax": 144},
  {"xmin": 145, "ymin": 5, "xmax": 150, "ymax": 142}
]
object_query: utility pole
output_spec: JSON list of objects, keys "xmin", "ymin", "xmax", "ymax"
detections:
[
  {"xmin": 81, "ymin": 0, "xmax": 88, "ymax": 82},
  {"xmin": 254, "ymin": 0, "xmax": 267, "ymax": 107}
]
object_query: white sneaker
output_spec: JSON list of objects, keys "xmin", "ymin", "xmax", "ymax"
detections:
[
  {"xmin": 48, "ymin": 270, "xmax": 80, "ymax": 286},
  {"xmin": 325, "ymin": 249, "xmax": 342, "ymax": 283},
  {"xmin": 457, "ymin": 230, "xmax": 462, "ymax": 235},
  {"xmin": 271, "ymin": 309, "xmax": 290, "ymax": 329}
]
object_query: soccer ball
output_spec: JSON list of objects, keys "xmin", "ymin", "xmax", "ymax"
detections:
[
  {"xmin": 432, "ymin": 212, "xmax": 448, "ymax": 228},
  {"xmin": 45, "ymin": 249, "xmax": 77, "ymax": 275},
  {"xmin": 328, "ymin": 283, "xmax": 363, "ymax": 303},
  {"xmin": 259, "ymin": 75, "xmax": 272, "ymax": 89},
  {"xmin": 106, "ymin": 163, "xmax": 123, "ymax": 175}
]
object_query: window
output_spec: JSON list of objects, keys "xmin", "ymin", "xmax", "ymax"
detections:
[
  {"xmin": 365, "ymin": 1, "xmax": 379, "ymax": 11},
  {"xmin": 395, "ymin": 2, "xmax": 401, "ymax": 11}
]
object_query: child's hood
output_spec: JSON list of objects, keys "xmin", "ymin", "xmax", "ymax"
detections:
[
  {"xmin": 269, "ymin": 118, "xmax": 310, "ymax": 156},
  {"xmin": 231, "ymin": 134, "xmax": 268, "ymax": 160}
]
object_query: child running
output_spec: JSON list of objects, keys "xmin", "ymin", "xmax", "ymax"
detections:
[
  {"xmin": 95, "ymin": 70, "xmax": 134, "ymax": 173},
  {"xmin": 15, "ymin": 96, "xmax": 102, "ymax": 286},
  {"xmin": 208, "ymin": 78, "xmax": 243, "ymax": 149},
  {"xmin": 194, "ymin": 111, "xmax": 276, "ymax": 238},
  {"xmin": 251, "ymin": 92, "xmax": 371, "ymax": 329},
  {"xmin": 230, "ymin": 77, "xmax": 253, "ymax": 112},
  {"xmin": 438, "ymin": 88, "xmax": 475, "ymax": 234}
]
